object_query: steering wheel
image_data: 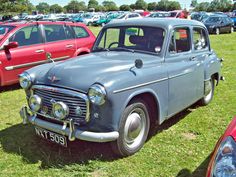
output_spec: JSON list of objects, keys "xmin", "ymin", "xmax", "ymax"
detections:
[{"xmin": 108, "ymin": 42, "xmax": 119, "ymax": 48}]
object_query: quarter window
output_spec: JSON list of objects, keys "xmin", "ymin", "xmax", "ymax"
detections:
[
  {"xmin": 169, "ymin": 28, "xmax": 190, "ymax": 53},
  {"xmin": 44, "ymin": 25, "xmax": 66, "ymax": 42},
  {"xmin": 193, "ymin": 28, "xmax": 208, "ymax": 50},
  {"xmin": 9, "ymin": 25, "xmax": 42, "ymax": 47},
  {"xmin": 72, "ymin": 26, "xmax": 89, "ymax": 38}
]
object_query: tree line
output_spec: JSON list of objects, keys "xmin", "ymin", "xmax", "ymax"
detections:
[{"xmin": 0, "ymin": 0, "xmax": 235, "ymax": 15}]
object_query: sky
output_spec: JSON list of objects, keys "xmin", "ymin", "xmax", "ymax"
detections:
[{"xmin": 30, "ymin": 0, "xmax": 213, "ymax": 9}]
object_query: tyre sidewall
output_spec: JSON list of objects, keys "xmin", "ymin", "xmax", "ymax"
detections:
[
  {"xmin": 113, "ymin": 100, "xmax": 150, "ymax": 157},
  {"xmin": 200, "ymin": 78, "xmax": 215, "ymax": 106}
]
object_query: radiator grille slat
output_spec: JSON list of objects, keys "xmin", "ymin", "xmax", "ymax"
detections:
[{"xmin": 33, "ymin": 86, "xmax": 88, "ymax": 124}]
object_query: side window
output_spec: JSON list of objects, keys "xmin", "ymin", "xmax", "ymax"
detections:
[
  {"xmin": 65, "ymin": 26, "xmax": 74, "ymax": 39},
  {"xmin": 9, "ymin": 25, "xmax": 42, "ymax": 47},
  {"xmin": 169, "ymin": 28, "xmax": 190, "ymax": 54},
  {"xmin": 98, "ymin": 28, "xmax": 120, "ymax": 48},
  {"xmin": 72, "ymin": 26, "xmax": 89, "ymax": 38},
  {"xmin": 193, "ymin": 28, "xmax": 208, "ymax": 50},
  {"xmin": 44, "ymin": 25, "xmax": 66, "ymax": 42}
]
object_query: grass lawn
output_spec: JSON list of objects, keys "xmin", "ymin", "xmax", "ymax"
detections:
[{"xmin": 0, "ymin": 27, "xmax": 236, "ymax": 177}]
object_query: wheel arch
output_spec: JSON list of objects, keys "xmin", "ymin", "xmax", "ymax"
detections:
[
  {"xmin": 123, "ymin": 89, "xmax": 161, "ymax": 125},
  {"xmin": 75, "ymin": 48, "xmax": 90, "ymax": 56}
]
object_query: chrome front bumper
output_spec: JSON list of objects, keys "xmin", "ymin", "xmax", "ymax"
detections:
[{"xmin": 20, "ymin": 106, "xmax": 119, "ymax": 143}]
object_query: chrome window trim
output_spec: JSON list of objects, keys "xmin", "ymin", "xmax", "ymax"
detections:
[{"xmin": 32, "ymin": 85, "xmax": 90, "ymax": 122}]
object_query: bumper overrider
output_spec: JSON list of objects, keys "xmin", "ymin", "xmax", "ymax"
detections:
[{"xmin": 20, "ymin": 106, "xmax": 119, "ymax": 143}]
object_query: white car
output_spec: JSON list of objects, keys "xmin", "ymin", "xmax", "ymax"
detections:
[
  {"xmin": 83, "ymin": 14, "xmax": 101, "ymax": 26},
  {"xmin": 112, "ymin": 13, "xmax": 142, "ymax": 21}
]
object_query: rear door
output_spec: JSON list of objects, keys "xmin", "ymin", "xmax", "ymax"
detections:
[
  {"xmin": 0, "ymin": 25, "xmax": 45, "ymax": 85},
  {"xmin": 43, "ymin": 24, "xmax": 76, "ymax": 62}
]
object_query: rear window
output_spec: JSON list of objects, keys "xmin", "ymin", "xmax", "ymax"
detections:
[
  {"xmin": 72, "ymin": 26, "xmax": 89, "ymax": 38},
  {"xmin": 0, "ymin": 25, "xmax": 15, "ymax": 35}
]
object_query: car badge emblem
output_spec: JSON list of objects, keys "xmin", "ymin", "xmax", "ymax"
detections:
[
  {"xmin": 48, "ymin": 75, "xmax": 60, "ymax": 82},
  {"xmin": 41, "ymin": 106, "xmax": 48, "ymax": 114}
]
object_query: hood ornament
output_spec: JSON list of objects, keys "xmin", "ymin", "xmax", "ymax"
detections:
[{"xmin": 48, "ymin": 75, "xmax": 60, "ymax": 82}]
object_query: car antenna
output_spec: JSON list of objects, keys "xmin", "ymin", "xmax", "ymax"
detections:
[{"xmin": 129, "ymin": 59, "xmax": 143, "ymax": 76}]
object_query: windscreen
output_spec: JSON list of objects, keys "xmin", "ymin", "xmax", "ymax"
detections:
[{"xmin": 94, "ymin": 26, "xmax": 165, "ymax": 54}]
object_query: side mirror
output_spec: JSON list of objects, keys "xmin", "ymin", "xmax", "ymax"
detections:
[{"xmin": 4, "ymin": 41, "xmax": 18, "ymax": 50}]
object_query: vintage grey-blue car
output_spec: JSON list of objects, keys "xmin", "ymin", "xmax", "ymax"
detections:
[{"xmin": 19, "ymin": 18, "xmax": 223, "ymax": 157}]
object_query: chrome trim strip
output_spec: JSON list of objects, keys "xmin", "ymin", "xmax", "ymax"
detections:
[
  {"xmin": 20, "ymin": 106, "xmax": 119, "ymax": 143},
  {"xmin": 32, "ymin": 85, "xmax": 90, "ymax": 122},
  {"xmin": 5, "ymin": 56, "xmax": 70, "ymax": 71},
  {"xmin": 169, "ymin": 70, "xmax": 193, "ymax": 79},
  {"xmin": 113, "ymin": 77, "xmax": 168, "ymax": 94},
  {"xmin": 53, "ymin": 56, "xmax": 70, "ymax": 62}
]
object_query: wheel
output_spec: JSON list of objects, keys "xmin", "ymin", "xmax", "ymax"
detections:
[
  {"xmin": 111, "ymin": 99, "xmax": 150, "ymax": 157},
  {"xmin": 199, "ymin": 78, "xmax": 215, "ymax": 106},
  {"xmin": 87, "ymin": 22, "xmax": 92, "ymax": 26},
  {"xmin": 215, "ymin": 28, "xmax": 220, "ymax": 35},
  {"xmin": 230, "ymin": 27, "xmax": 234, "ymax": 33}
]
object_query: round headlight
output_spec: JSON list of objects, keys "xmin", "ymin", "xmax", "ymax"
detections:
[
  {"xmin": 29, "ymin": 95, "xmax": 42, "ymax": 112},
  {"xmin": 52, "ymin": 102, "xmax": 69, "ymax": 120},
  {"xmin": 212, "ymin": 136, "xmax": 236, "ymax": 177},
  {"xmin": 88, "ymin": 84, "xmax": 106, "ymax": 105},
  {"xmin": 19, "ymin": 73, "xmax": 32, "ymax": 89}
]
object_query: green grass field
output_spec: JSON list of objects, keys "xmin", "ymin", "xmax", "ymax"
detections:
[{"xmin": 0, "ymin": 27, "xmax": 236, "ymax": 177}]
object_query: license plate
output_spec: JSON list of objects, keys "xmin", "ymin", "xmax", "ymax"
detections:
[{"xmin": 34, "ymin": 126, "xmax": 67, "ymax": 147}]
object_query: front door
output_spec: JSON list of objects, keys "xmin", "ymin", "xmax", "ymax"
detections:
[{"xmin": 0, "ymin": 25, "xmax": 45, "ymax": 85}]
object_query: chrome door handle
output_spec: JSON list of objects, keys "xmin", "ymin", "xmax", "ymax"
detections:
[
  {"xmin": 190, "ymin": 56, "xmax": 196, "ymax": 61},
  {"xmin": 66, "ymin": 44, "xmax": 74, "ymax": 48},
  {"xmin": 35, "ymin": 49, "xmax": 44, "ymax": 53}
]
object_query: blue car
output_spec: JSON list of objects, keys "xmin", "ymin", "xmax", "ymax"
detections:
[{"xmin": 19, "ymin": 18, "xmax": 223, "ymax": 157}]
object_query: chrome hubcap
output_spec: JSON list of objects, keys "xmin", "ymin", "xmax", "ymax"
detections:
[{"xmin": 124, "ymin": 108, "xmax": 146, "ymax": 149}]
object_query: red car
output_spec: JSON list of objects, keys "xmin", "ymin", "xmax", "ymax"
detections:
[
  {"xmin": 206, "ymin": 116, "xmax": 236, "ymax": 177},
  {"xmin": 169, "ymin": 10, "xmax": 185, "ymax": 19},
  {"xmin": 0, "ymin": 21, "xmax": 95, "ymax": 86}
]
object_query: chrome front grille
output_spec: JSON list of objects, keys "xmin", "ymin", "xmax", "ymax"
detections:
[{"xmin": 32, "ymin": 85, "xmax": 89, "ymax": 124}]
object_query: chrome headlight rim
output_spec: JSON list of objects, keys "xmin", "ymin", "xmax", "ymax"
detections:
[
  {"xmin": 88, "ymin": 84, "xmax": 106, "ymax": 105},
  {"xmin": 52, "ymin": 101, "xmax": 69, "ymax": 120},
  {"xmin": 19, "ymin": 72, "xmax": 32, "ymax": 89},
  {"xmin": 29, "ymin": 95, "xmax": 42, "ymax": 112}
]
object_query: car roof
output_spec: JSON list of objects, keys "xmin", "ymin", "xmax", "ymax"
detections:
[
  {"xmin": 0, "ymin": 21, "xmax": 83, "ymax": 27},
  {"xmin": 106, "ymin": 18, "xmax": 205, "ymax": 29}
]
